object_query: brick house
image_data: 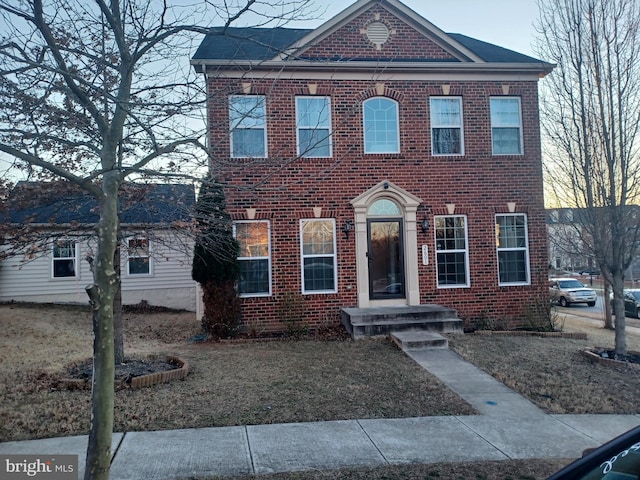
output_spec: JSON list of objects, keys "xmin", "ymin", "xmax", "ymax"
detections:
[{"xmin": 191, "ymin": 0, "xmax": 554, "ymax": 335}]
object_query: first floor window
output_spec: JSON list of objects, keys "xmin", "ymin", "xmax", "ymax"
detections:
[
  {"xmin": 496, "ymin": 214, "xmax": 530, "ymax": 285},
  {"xmin": 52, "ymin": 239, "xmax": 77, "ymax": 278},
  {"xmin": 435, "ymin": 216, "xmax": 469, "ymax": 287},
  {"xmin": 430, "ymin": 97, "xmax": 463, "ymax": 155},
  {"xmin": 235, "ymin": 221, "xmax": 271, "ymax": 296},
  {"xmin": 127, "ymin": 237, "xmax": 151, "ymax": 275},
  {"xmin": 491, "ymin": 97, "xmax": 523, "ymax": 155},
  {"xmin": 301, "ymin": 219, "xmax": 337, "ymax": 293}
]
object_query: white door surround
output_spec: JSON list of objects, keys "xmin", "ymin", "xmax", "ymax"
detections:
[{"xmin": 350, "ymin": 180, "xmax": 423, "ymax": 308}]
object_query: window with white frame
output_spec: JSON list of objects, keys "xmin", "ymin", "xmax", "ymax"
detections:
[
  {"xmin": 235, "ymin": 221, "xmax": 271, "ymax": 296},
  {"xmin": 52, "ymin": 239, "xmax": 77, "ymax": 278},
  {"xmin": 490, "ymin": 97, "xmax": 523, "ymax": 155},
  {"xmin": 296, "ymin": 96, "xmax": 332, "ymax": 157},
  {"xmin": 434, "ymin": 216, "xmax": 469, "ymax": 287},
  {"xmin": 496, "ymin": 214, "xmax": 530, "ymax": 285},
  {"xmin": 300, "ymin": 219, "xmax": 337, "ymax": 294},
  {"xmin": 229, "ymin": 95, "xmax": 267, "ymax": 158},
  {"xmin": 363, "ymin": 97, "xmax": 399, "ymax": 154},
  {"xmin": 127, "ymin": 237, "xmax": 151, "ymax": 275},
  {"xmin": 430, "ymin": 97, "xmax": 464, "ymax": 155}
]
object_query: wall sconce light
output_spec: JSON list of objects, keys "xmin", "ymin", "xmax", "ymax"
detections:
[
  {"xmin": 343, "ymin": 220, "xmax": 353, "ymax": 239},
  {"xmin": 421, "ymin": 217, "xmax": 429, "ymax": 234}
]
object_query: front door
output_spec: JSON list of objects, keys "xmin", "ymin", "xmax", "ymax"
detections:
[{"xmin": 367, "ymin": 219, "xmax": 405, "ymax": 299}]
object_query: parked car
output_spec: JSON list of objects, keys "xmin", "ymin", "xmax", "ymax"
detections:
[
  {"xmin": 546, "ymin": 424, "xmax": 640, "ymax": 479},
  {"xmin": 611, "ymin": 289, "xmax": 640, "ymax": 319},
  {"xmin": 549, "ymin": 278, "xmax": 597, "ymax": 307}
]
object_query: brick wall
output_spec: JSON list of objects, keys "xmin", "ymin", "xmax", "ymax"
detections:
[{"xmin": 207, "ymin": 75, "xmax": 549, "ymax": 334}]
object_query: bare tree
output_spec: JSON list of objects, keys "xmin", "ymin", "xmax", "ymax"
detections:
[
  {"xmin": 0, "ymin": 1, "xmax": 316, "ymax": 478},
  {"xmin": 536, "ymin": 0, "xmax": 640, "ymax": 356}
]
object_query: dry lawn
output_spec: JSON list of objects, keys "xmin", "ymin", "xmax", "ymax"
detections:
[{"xmin": 2, "ymin": 303, "xmax": 639, "ymax": 480}]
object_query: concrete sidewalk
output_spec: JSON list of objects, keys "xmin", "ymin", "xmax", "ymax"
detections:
[{"xmin": 2, "ymin": 347, "xmax": 640, "ymax": 479}]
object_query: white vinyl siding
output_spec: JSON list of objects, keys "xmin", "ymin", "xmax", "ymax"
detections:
[{"xmin": 0, "ymin": 232, "xmax": 197, "ymax": 310}]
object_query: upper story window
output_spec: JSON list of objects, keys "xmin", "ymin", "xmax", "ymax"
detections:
[
  {"xmin": 430, "ymin": 97, "xmax": 464, "ymax": 155},
  {"xmin": 127, "ymin": 237, "xmax": 151, "ymax": 275},
  {"xmin": 435, "ymin": 215, "xmax": 469, "ymax": 288},
  {"xmin": 496, "ymin": 214, "xmax": 530, "ymax": 285},
  {"xmin": 296, "ymin": 96, "xmax": 332, "ymax": 158},
  {"xmin": 229, "ymin": 95, "xmax": 267, "ymax": 158},
  {"xmin": 491, "ymin": 97, "xmax": 523, "ymax": 155},
  {"xmin": 235, "ymin": 221, "xmax": 271, "ymax": 297},
  {"xmin": 300, "ymin": 219, "xmax": 337, "ymax": 294},
  {"xmin": 363, "ymin": 97, "xmax": 399, "ymax": 154},
  {"xmin": 52, "ymin": 239, "xmax": 77, "ymax": 278}
]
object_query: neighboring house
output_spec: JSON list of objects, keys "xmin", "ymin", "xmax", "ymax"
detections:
[
  {"xmin": 192, "ymin": 0, "xmax": 554, "ymax": 333},
  {"xmin": 546, "ymin": 208, "xmax": 593, "ymax": 273},
  {"xmin": 0, "ymin": 183, "xmax": 198, "ymax": 311},
  {"xmin": 546, "ymin": 207, "xmax": 640, "ymax": 279}
]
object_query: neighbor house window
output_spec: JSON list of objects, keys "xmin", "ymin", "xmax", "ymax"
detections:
[
  {"xmin": 229, "ymin": 95, "xmax": 267, "ymax": 158},
  {"xmin": 363, "ymin": 97, "xmax": 399, "ymax": 154},
  {"xmin": 430, "ymin": 97, "xmax": 463, "ymax": 155},
  {"xmin": 496, "ymin": 214, "xmax": 530, "ymax": 285},
  {"xmin": 296, "ymin": 96, "xmax": 332, "ymax": 157},
  {"xmin": 235, "ymin": 221, "xmax": 271, "ymax": 296},
  {"xmin": 491, "ymin": 97, "xmax": 523, "ymax": 155},
  {"xmin": 300, "ymin": 219, "xmax": 337, "ymax": 294},
  {"xmin": 435, "ymin": 216, "xmax": 469, "ymax": 287},
  {"xmin": 127, "ymin": 237, "xmax": 151, "ymax": 275},
  {"xmin": 52, "ymin": 239, "xmax": 77, "ymax": 278}
]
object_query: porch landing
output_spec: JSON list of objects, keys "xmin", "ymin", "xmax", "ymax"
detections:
[{"xmin": 341, "ymin": 305, "xmax": 463, "ymax": 340}]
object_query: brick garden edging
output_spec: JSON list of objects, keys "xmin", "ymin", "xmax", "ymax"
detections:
[
  {"xmin": 61, "ymin": 355, "xmax": 189, "ymax": 390},
  {"xmin": 581, "ymin": 349, "xmax": 640, "ymax": 371}
]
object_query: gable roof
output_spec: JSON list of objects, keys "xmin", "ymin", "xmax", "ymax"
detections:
[
  {"xmin": 192, "ymin": 0, "xmax": 553, "ymax": 76},
  {"xmin": 2, "ymin": 183, "xmax": 196, "ymax": 226}
]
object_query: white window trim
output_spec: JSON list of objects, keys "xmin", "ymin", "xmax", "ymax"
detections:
[
  {"xmin": 363, "ymin": 97, "xmax": 400, "ymax": 154},
  {"xmin": 126, "ymin": 236, "xmax": 152, "ymax": 276},
  {"xmin": 300, "ymin": 218, "xmax": 338, "ymax": 295},
  {"xmin": 496, "ymin": 213, "xmax": 531, "ymax": 286},
  {"xmin": 51, "ymin": 239, "xmax": 79, "ymax": 279},
  {"xmin": 234, "ymin": 220, "xmax": 272, "ymax": 298},
  {"xmin": 490, "ymin": 96, "xmax": 523, "ymax": 156},
  {"xmin": 434, "ymin": 215, "xmax": 470, "ymax": 288},
  {"xmin": 229, "ymin": 95, "xmax": 267, "ymax": 159},
  {"xmin": 430, "ymin": 96, "xmax": 464, "ymax": 156},
  {"xmin": 296, "ymin": 96, "xmax": 333, "ymax": 158}
]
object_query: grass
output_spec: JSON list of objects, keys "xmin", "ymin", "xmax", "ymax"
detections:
[{"xmin": 1, "ymin": 303, "xmax": 639, "ymax": 479}]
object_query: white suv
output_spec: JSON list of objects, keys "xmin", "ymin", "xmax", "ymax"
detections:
[{"xmin": 549, "ymin": 278, "xmax": 597, "ymax": 307}]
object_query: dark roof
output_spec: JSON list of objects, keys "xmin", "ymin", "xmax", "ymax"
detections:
[
  {"xmin": 192, "ymin": 27, "xmax": 311, "ymax": 62},
  {"xmin": 192, "ymin": 27, "xmax": 544, "ymax": 65},
  {"xmin": 447, "ymin": 33, "xmax": 541, "ymax": 63},
  {"xmin": 2, "ymin": 183, "xmax": 196, "ymax": 226}
]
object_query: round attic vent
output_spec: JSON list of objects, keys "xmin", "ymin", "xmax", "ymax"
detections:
[{"xmin": 366, "ymin": 21, "xmax": 390, "ymax": 46}]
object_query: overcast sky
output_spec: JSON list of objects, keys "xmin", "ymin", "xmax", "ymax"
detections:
[{"xmin": 301, "ymin": 0, "xmax": 541, "ymax": 57}]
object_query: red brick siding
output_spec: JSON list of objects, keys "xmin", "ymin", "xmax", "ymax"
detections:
[
  {"xmin": 207, "ymin": 76, "xmax": 548, "ymax": 333},
  {"xmin": 301, "ymin": 5, "xmax": 457, "ymax": 61}
]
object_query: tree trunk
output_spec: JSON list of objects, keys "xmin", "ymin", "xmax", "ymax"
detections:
[
  {"xmin": 611, "ymin": 274, "xmax": 627, "ymax": 357},
  {"xmin": 603, "ymin": 282, "xmax": 614, "ymax": 330},
  {"xmin": 84, "ymin": 174, "xmax": 119, "ymax": 480},
  {"xmin": 114, "ymin": 244, "xmax": 124, "ymax": 365}
]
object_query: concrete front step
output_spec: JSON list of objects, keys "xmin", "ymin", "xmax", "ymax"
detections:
[
  {"xmin": 391, "ymin": 331, "xmax": 449, "ymax": 351},
  {"xmin": 341, "ymin": 305, "xmax": 463, "ymax": 340}
]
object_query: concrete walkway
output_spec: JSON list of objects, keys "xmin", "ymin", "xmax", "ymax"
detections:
[{"xmin": 2, "ymin": 347, "xmax": 640, "ymax": 479}]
